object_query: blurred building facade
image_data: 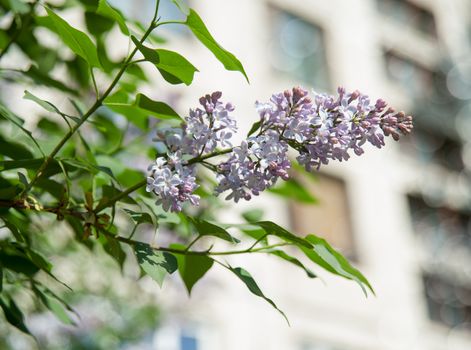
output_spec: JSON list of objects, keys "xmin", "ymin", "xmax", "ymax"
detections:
[{"xmin": 118, "ymin": 0, "xmax": 471, "ymax": 349}]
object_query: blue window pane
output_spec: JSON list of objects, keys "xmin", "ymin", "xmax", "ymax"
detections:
[
  {"xmin": 180, "ymin": 334, "xmax": 198, "ymax": 350},
  {"xmin": 271, "ymin": 10, "xmax": 330, "ymax": 90}
]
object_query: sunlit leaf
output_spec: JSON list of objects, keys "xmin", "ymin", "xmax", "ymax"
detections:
[
  {"xmin": 185, "ymin": 9, "xmax": 248, "ymax": 81},
  {"xmin": 96, "ymin": 0, "xmax": 129, "ymax": 35},
  {"xmin": 228, "ymin": 265, "xmax": 288, "ymax": 323},
  {"xmin": 45, "ymin": 8, "xmax": 102, "ymax": 68},
  {"xmin": 171, "ymin": 243, "xmax": 213, "ymax": 294},
  {"xmin": 300, "ymin": 234, "xmax": 374, "ymax": 295},
  {"xmin": 134, "ymin": 242, "xmax": 177, "ymax": 286}
]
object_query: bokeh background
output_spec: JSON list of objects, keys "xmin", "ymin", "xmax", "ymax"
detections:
[{"xmin": 3, "ymin": 0, "xmax": 471, "ymax": 349}]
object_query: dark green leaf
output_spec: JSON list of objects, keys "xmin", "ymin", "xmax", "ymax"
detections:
[
  {"xmin": 247, "ymin": 120, "xmax": 261, "ymax": 136},
  {"xmin": 185, "ymin": 9, "xmax": 248, "ymax": 81},
  {"xmin": 228, "ymin": 266, "xmax": 288, "ymax": 323},
  {"xmin": 45, "ymin": 8, "xmax": 102, "ymax": 68},
  {"xmin": 96, "ymin": 0, "xmax": 129, "ymax": 35},
  {"xmin": 135, "ymin": 93, "xmax": 182, "ymax": 120},
  {"xmin": 85, "ymin": 11, "xmax": 114, "ymax": 37},
  {"xmin": 0, "ymin": 296, "xmax": 30, "ymax": 334},
  {"xmin": 100, "ymin": 235, "xmax": 126, "ymax": 269},
  {"xmin": 123, "ymin": 209, "xmax": 153, "ymax": 226},
  {"xmin": 134, "ymin": 242, "xmax": 177, "ymax": 286},
  {"xmin": 171, "ymin": 243, "xmax": 213, "ymax": 294},
  {"xmin": 190, "ymin": 217, "xmax": 239, "ymax": 243},
  {"xmin": 0, "ymin": 136, "xmax": 33, "ymax": 160},
  {"xmin": 300, "ymin": 234, "xmax": 374, "ymax": 295}
]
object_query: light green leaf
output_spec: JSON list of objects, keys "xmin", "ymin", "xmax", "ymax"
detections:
[
  {"xmin": 269, "ymin": 250, "xmax": 316, "ymax": 278},
  {"xmin": 268, "ymin": 178, "xmax": 318, "ymax": 204},
  {"xmin": 8, "ymin": 0, "xmax": 29, "ymax": 14},
  {"xmin": 45, "ymin": 8, "xmax": 102, "ymax": 68},
  {"xmin": 171, "ymin": 243, "xmax": 213, "ymax": 294},
  {"xmin": 23, "ymin": 90, "xmax": 57, "ymax": 113},
  {"xmin": 185, "ymin": 9, "xmax": 248, "ymax": 82},
  {"xmin": 171, "ymin": 0, "xmax": 190, "ymax": 15},
  {"xmin": 300, "ymin": 234, "xmax": 374, "ymax": 295},
  {"xmin": 228, "ymin": 266, "xmax": 288, "ymax": 324},
  {"xmin": 134, "ymin": 242, "xmax": 177, "ymax": 286},
  {"xmin": 97, "ymin": 0, "xmax": 129, "ymax": 35},
  {"xmin": 34, "ymin": 288, "xmax": 75, "ymax": 325}
]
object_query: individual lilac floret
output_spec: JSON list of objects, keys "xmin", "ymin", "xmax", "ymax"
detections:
[{"xmin": 146, "ymin": 156, "xmax": 200, "ymax": 212}]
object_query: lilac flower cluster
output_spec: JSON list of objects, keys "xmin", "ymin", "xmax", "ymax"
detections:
[
  {"xmin": 147, "ymin": 87, "xmax": 413, "ymax": 211},
  {"xmin": 146, "ymin": 92, "xmax": 237, "ymax": 211}
]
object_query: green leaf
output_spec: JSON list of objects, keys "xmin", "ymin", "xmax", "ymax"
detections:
[
  {"xmin": 154, "ymin": 49, "xmax": 198, "ymax": 85},
  {"xmin": 0, "ymin": 135, "xmax": 33, "ymax": 160},
  {"xmin": 254, "ymin": 221, "xmax": 312, "ymax": 248},
  {"xmin": 300, "ymin": 234, "xmax": 374, "ymax": 296},
  {"xmin": 185, "ymin": 9, "xmax": 248, "ymax": 82},
  {"xmin": 190, "ymin": 217, "xmax": 240, "ymax": 243},
  {"xmin": 247, "ymin": 120, "xmax": 261, "ymax": 137},
  {"xmin": 34, "ymin": 287, "xmax": 75, "ymax": 325},
  {"xmin": 135, "ymin": 93, "xmax": 182, "ymax": 120},
  {"xmin": 85, "ymin": 11, "xmax": 114, "ymax": 37},
  {"xmin": 96, "ymin": 0, "xmax": 129, "ymax": 35},
  {"xmin": 8, "ymin": 0, "xmax": 29, "ymax": 14},
  {"xmin": 45, "ymin": 8, "xmax": 102, "ymax": 68},
  {"xmin": 171, "ymin": 243, "xmax": 213, "ymax": 294},
  {"xmin": 228, "ymin": 266, "xmax": 288, "ymax": 324},
  {"xmin": 23, "ymin": 90, "xmax": 57, "ymax": 113},
  {"xmin": 241, "ymin": 209, "xmax": 264, "ymax": 223},
  {"xmin": 100, "ymin": 235, "xmax": 126, "ymax": 269},
  {"xmin": 0, "ymin": 103, "xmax": 44, "ymax": 156},
  {"xmin": 131, "ymin": 36, "xmax": 198, "ymax": 85},
  {"xmin": 134, "ymin": 242, "xmax": 177, "ymax": 286},
  {"xmin": 171, "ymin": 0, "xmax": 190, "ymax": 15},
  {"xmin": 269, "ymin": 250, "xmax": 316, "ymax": 278},
  {"xmin": 268, "ymin": 178, "xmax": 318, "ymax": 204},
  {"xmin": 0, "ymin": 296, "xmax": 30, "ymax": 334},
  {"xmin": 123, "ymin": 209, "xmax": 153, "ymax": 226}
]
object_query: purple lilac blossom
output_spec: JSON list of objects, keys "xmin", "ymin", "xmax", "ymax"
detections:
[{"xmin": 147, "ymin": 87, "xmax": 413, "ymax": 211}]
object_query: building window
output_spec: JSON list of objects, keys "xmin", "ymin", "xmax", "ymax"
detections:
[
  {"xmin": 423, "ymin": 274, "xmax": 471, "ymax": 330},
  {"xmin": 290, "ymin": 173, "xmax": 356, "ymax": 259},
  {"xmin": 270, "ymin": 10, "xmax": 330, "ymax": 90},
  {"xmin": 384, "ymin": 50, "xmax": 436, "ymax": 98},
  {"xmin": 402, "ymin": 125, "xmax": 464, "ymax": 172},
  {"xmin": 377, "ymin": 0, "xmax": 437, "ymax": 38},
  {"xmin": 180, "ymin": 332, "xmax": 198, "ymax": 350}
]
